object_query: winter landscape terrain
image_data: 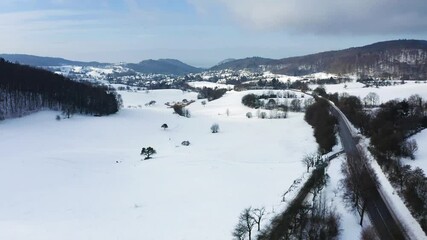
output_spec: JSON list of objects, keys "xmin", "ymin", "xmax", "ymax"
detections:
[
  {"xmin": 0, "ymin": 87, "xmax": 321, "ymax": 240},
  {"xmin": 2, "ymin": 40, "xmax": 427, "ymax": 240},
  {"xmin": 2, "ymin": 78, "xmax": 427, "ymax": 239}
]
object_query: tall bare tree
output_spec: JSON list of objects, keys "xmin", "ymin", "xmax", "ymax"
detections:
[
  {"xmin": 233, "ymin": 207, "xmax": 256, "ymax": 240},
  {"xmin": 251, "ymin": 207, "xmax": 266, "ymax": 231},
  {"xmin": 363, "ymin": 92, "xmax": 379, "ymax": 107}
]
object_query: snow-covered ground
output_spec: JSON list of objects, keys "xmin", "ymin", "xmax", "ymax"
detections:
[
  {"xmin": 263, "ymin": 71, "xmax": 355, "ymax": 84},
  {"xmin": 324, "ymin": 155, "xmax": 364, "ymax": 239},
  {"xmin": 317, "ymin": 81, "xmax": 427, "ymax": 103},
  {"xmin": 187, "ymin": 81, "xmax": 234, "ymax": 90},
  {"xmin": 405, "ymin": 129, "xmax": 427, "ymax": 173},
  {"xmin": 3, "ymin": 78, "xmax": 427, "ymax": 239},
  {"xmin": 0, "ymin": 89, "xmax": 320, "ymax": 240}
]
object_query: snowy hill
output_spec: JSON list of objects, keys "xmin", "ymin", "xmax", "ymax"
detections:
[
  {"xmin": 212, "ymin": 40, "xmax": 427, "ymax": 79},
  {"xmin": 126, "ymin": 59, "xmax": 203, "ymax": 75},
  {"xmin": 0, "ymin": 54, "xmax": 107, "ymax": 67},
  {"xmin": 0, "ymin": 54, "xmax": 202, "ymax": 76}
]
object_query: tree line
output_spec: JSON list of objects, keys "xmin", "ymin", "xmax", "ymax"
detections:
[
  {"xmin": 0, "ymin": 58, "xmax": 121, "ymax": 120},
  {"xmin": 255, "ymin": 155, "xmax": 339, "ymax": 240},
  {"xmin": 304, "ymin": 98, "xmax": 337, "ymax": 154},
  {"xmin": 242, "ymin": 92, "xmax": 313, "ymax": 113}
]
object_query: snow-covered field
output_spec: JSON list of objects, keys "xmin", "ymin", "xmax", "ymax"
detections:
[
  {"xmin": 187, "ymin": 81, "xmax": 234, "ymax": 89},
  {"xmin": 317, "ymin": 81, "xmax": 427, "ymax": 103},
  {"xmin": 3, "ymin": 78, "xmax": 427, "ymax": 239},
  {"xmin": 324, "ymin": 155, "xmax": 363, "ymax": 240},
  {"xmin": 0, "ymin": 89, "xmax": 319, "ymax": 240}
]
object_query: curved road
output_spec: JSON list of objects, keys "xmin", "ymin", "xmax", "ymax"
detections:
[{"xmin": 329, "ymin": 102, "xmax": 406, "ymax": 240}]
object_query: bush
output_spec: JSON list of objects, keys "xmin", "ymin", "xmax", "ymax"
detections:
[
  {"xmin": 265, "ymin": 99, "xmax": 277, "ymax": 110},
  {"xmin": 246, "ymin": 112, "xmax": 253, "ymax": 118},
  {"xmin": 198, "ymin": 87, "xmax": 227, "ymax": 101},
  {"xmin": 173, "ymin": 105, "xmax": 191, "ymax": 118},
  {"xmin": 305, "ymin": 99, "xmax": 337, "ymax": 153},
  {"xmin": 312, "ymin": 86, "xmax": 327, "ymax": 97},
  {"xmin": 259, "ymin": 112, "xmax": 267, "ymax": 119},
  {"xmin": 211, "ymin": 123, "xmax": 219, "ymax": 133},
  {"xmin": 401, "ymin": 139, "xmax": 418, "ymax": 160},
  {"xmin": 242, "ymin": 94, "xmax": 261, "ymax": 108}
]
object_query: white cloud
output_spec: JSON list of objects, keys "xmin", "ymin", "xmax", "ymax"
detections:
[{"xmin": 188, "ymin": 0, "xmax": 427, "ymax": 34}]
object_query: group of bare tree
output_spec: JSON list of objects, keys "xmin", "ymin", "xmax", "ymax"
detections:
[
  {"xmin": 241, "ymin": 92, "xmax": 314, "ymax": 114},
  {"xmin": 232, "ymin": 207, "xmax": 266, "ymax": 240},
  {"xmin": 341, "ymin": 151, "xmax": 379, "ymax": 226},
  {"xmin": 387, "ymin": 159, "xmax": 427, "ymax": 232},
  {"xmin": 363, "ymin": 92, "xmax": 380, "ymax": 107},
  {"xmin": 254, "ymin": 153, "xmax": 339, "ymax": 240},
  {"xmin": 256, "ymin": 195, "xmax": 340, "ymax": 240},
  {"xmin": 301, "ymin": 153, "xmax": 324, "ymax": 173}
]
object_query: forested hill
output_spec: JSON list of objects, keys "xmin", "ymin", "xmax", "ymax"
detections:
[
  {"xmin": 212, "ymin": 40, "xmax": 427, "ymax": 79},
  {"xmin": 0, "ymin": 58, "xmax": 121, "ymax": 120},
  {"xmin": 126, "ymin": 59, "xmax": 203, "ymax": 75},
  {"xmin": 0, "ymin": 54, "xmax": 106, "ymax": 67}
]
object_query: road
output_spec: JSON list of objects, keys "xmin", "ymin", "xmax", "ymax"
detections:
[{"xmin": 329, "ymin": 102, "xmax": 406, "ymax": 240}]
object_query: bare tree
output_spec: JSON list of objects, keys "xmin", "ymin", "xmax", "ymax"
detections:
[
  {"xmin": 407, "ymin": 94, "xmax": 423, "ymax": 105},
  {"xmin": 243, "ymin": 207, "xmax": 256, "ymax": 240},
  {"xmin": 290, "ymin": 99, "xmax": 302, "ymax": 112},
  {"xmin": 251, "ymin": 207, "xmax": 266, "ymax": 231},
  {"xmin": 341, "ymin": 151, "xmax": 379, "ymax": 226},
  {"xmin": 232, "ymin": 222, "xmax": 247, "ymax": 240},
  {"xmin": 301, "ymin": 154, "xmax": 315, "ymax": 173},
  {"xmin": 233, "ymin": 207, "xmax": 256, "ymax": 240},
  {"xmin": 363, "ymin": 92, "xmax": 379, "ymax": 107},
  {"xmin": 391, "ymin": 161, "xmax": 411, "ymax": 191},
  {"xmin": 401, "ymin": 139, "xmax": 418, "ymax": 160}
]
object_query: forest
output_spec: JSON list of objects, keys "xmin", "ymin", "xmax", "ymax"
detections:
[{"xmin": 0, "ymin": 58, "xmax": 121, "ymax": 120}]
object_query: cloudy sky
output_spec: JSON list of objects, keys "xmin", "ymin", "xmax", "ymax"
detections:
[{"xmin": 1, "ymin": 0, "xmax": 427, "ymax": 67}]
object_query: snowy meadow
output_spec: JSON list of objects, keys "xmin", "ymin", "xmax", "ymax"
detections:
[{"xmin": 0, "ymin": 88, "xmax": 317, "ymax": 240}]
